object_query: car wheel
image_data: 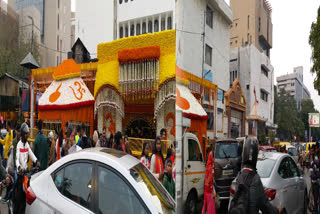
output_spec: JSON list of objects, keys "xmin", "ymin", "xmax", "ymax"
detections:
[{"xmin": 185, "ymin": 192, "xmax": 197, "ymax": 214}]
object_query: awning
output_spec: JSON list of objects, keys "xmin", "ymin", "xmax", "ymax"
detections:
[{"xmin": 176, "ymin": 84, "xmax": 208, "ymax": 120}]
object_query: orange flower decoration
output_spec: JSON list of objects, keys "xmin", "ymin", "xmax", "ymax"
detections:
[
  {"xmin": 118, "ymin": 45, "xmax": 160, "ymax": 62},
  {"xmin": 53, "ymin": 59, "xmax": 81, "ymax": 80}
]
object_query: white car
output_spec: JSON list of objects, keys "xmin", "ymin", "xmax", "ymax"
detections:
[
  {"xmin": 286, "ymin": 145, "xmax": 299, "ymax": 164},
  {"xmin": 26, "ymin": 148, "xmax": 175, "ymax": 214},
  {"xmin": 229, "ymin": 152, "xmax": 307, "ymax": 214}
]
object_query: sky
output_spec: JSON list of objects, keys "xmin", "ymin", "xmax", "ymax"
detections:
[{"xmin": 267, "ymin": 0, "xmax": 320, "ymax": 111}]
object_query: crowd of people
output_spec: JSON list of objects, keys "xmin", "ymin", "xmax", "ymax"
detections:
[{"xmin": 0, "ymin": 119, "xmax": 176, "ymax": 213}]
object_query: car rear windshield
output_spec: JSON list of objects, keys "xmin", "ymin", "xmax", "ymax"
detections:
[
  {"xmin": 130, "ymin": 163, "xmax": 175, "ymax": 214},
  {"xmin": 215, "ymin": 142, "xmax": 239, "ymax": 159},
  {"xmin": 288, "ymin": 148, "xmax": 297, "ymax": 156},
  {"xmin": 257, "ymin": 159, "xmax": 276, "ymax": 178}
]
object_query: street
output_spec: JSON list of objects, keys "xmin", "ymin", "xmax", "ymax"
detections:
[{"xmin": 196, "ymin": 166, "xmax": 313, "ymax": 214}]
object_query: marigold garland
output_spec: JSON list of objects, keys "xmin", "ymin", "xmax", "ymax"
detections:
[
  {"xmin": 53, "ymin": 59, "xmax": 81, "ymax": 80},
  {"xmin": 118, "ymin": 45, "xmax": 160, "ymax": 62}
]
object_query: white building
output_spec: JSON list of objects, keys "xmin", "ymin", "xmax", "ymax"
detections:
[
  {"xmin": 230, "ymin": 44, "xmax": 276, "ymax": 137},
  {"xmin": 116, "ymin": 0, "xmax": 174, "ymax": 39},
  {"xmin": 176, "ymin": 0, "xmax": 233, "ymax": 139},
  {"xmin": 75, "ymin": 0, "xmax": 114, "ymax": 58}
]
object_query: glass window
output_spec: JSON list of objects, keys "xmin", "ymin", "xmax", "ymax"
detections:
[
  {"xmin": 206, "ymin": 6, "xmax": 213, "ymax": 28},
  {"xmin": 154, "ymin": 19, "xmax": 159, "ymax": 32},
  {"xmin": 136, "ymin": 23, "xmax": 141, "ymax": 35},
  {"xmin": 97, "ymin": 166, "xmax": 147, "ymax": 214},
  {"xmin": 288, "ymin": 157, "xmax": 299, "ymax": 177},
  {"xmin": 120, "ymin": 26, "xmax": 123, "ymax": 38},
  {"xmin": 130, "ymin": 24, "xmax": 135, "ymax": 36},
  {"xmin": 161, "ymin": 18, "xmax": 165, "ymax": 31},
  {"xmin": 130, "ymin": 163, "xmax": 175, "ymax": 214},
  {"xmin": 206, "ymin": 111, "xmax": 214, "ymax": 130},
  {"xmin": 257, "ymin": 159, "xmax": 276, "ymax": 178},
  {"xmin": 57, "ymin": 14, "xmax": 59, "ymax": 30},
  {"xmin": 142, "ymin": 22, "xmax": 146, "ymax": 34},
  {"xmin": 53, "ymin": 163, "xmax": 93, "ymax": 211},
  {"xmin": 214, "ymin": 142, "xmax": 239, "ymax": 159},
  {"xmin": 205, "ymin": 44, "xmax": 212, "ymax": 66},
  {"xmin": 125, "ymin": 26, "xmax": 128, "ymax": 37},
  {"xmin": 148, "ymin": 21, "xmax": 153, "ymax": 33},
  {"xmin": 167, "ymin": 17, "xmax": 172, "ymax": 30},
  {"xmin": 188, "ymin": 139, "xmax": 202, "ymax": 161},
  {"xmin": 278, "ymin": 158, "xmax": 293, "ymax": 179}
]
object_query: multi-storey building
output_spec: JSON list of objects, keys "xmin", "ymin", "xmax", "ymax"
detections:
[
  {"xmin": 176, "ymin": 0, "xmax": 233, "ymax": 139},
  {"xmin": 277, "ymin": 66, "xmax": 311, "ymax": 111},
  {"xmin": 15, "ymin": 0, "xmax": 71, "ymax": 67}
]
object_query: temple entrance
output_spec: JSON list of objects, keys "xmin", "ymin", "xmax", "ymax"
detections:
[{"xmin": 125, "ymin": 117, "xmax": 156, "ymax": 139}]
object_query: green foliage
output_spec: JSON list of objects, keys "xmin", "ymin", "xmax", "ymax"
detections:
[
  {"xmin": 309, "ymin": 6, "xmax": 320, "ymax": 95},
  {"xmin": 275, "ymin": 88, "xmax": 304, "ymax": 140}
]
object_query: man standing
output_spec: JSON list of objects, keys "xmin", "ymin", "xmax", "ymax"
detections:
[
  {"xmin": 79, "ymin": 123, "xmax": 90, "ymax": 149},
  {"xmin": 34, "ymin": 119, "xmax": 48, "ymax": 171},
  {"xmin": 0, "ymin": 120, "xmax": 13, "ymax": 168}
]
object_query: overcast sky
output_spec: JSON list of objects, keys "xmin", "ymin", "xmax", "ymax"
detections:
[{"xmin": 70, "ymin": 0, "xmax": 320, "ymax": 111}]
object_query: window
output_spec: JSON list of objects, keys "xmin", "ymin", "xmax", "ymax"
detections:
[
  {"xmin": 205, "ymin": 44, "xmax": 212, "ymax": 65},
  {"xmin": 142, "ymin": 22, "xmax": 146, "ymax": 34},
  {"xmin": 60, "ymin": 40, "xmax": 62, "ymax": 52},
  {"xmin": 161, "ymin": 18, "xmax": 165, "ymax": 31},
  {"xmin": 278, "ymin": 157, "xmax": 294, "ymax": 179},
  {"xmin": 188, "ymin": 139, "xmax": 202, "ymax": 161},
  {"xmin": 57, "ymin": 35, "xmax": 59, "ymax": 51},
  {"xmin": 130, "ymin": 24, "xmax": 135, "ymax": 36},
  {"xmin": 259, "ymin": 17, "xmax": 261, "ymax": 32},
  {"xmin": 58, "ymin": 0, "xmax": 60, "ymax": 8},
  {"xmin": 206, "ymin": 111, "xmax": 214, "ymax": 130},
  {"xmin": 136, "ymin": 23, "xmax": 141, "ymax": 35},
  {"xmin": 288, "ymin": 158, "xmax": 299, "ymax": 177},
  {"xmin": 148, "ymin": 21, "xmax": 152, "ymax": 33},
  {"xmin": 125, "ymin": 26, "xmax": 128, "ymax": 37},
  {"xmin": 261, "ymin": 66, "xmax": 268, "ymax": 77},
  {"xmin": 125, "ymin": 0, "xmax": 128, "ymax": 2},
  {"xmin": 247, "ymin": 85, "xmax": 250, "ymax": 90},
  {"xmin": 260, "ymin": 89, "xmax": 268, "ymax": 102},
  {"xmin": 257, "ymin": 159, "xmax": 276, "ymax": 178},
  {"xmin": 167, "ymin": 17, "xmax": 172, "ymax": 30},
  {"xmin": 215, "ymin": 142, "xmax": 239, "ymax": 159},
  {"xmin": 119, "ymin": 26, "xmax": 123, "ymax": 38},
  {"xmin": 248, "ymin": 15, "xmax": 250, "ymax": 29},
  {"xmin": 57, "ymin": 14, "xmax": 59, "ymax": 30},
  {"xmin": 248, "ymin": 120, "xmax": 254, "ymax": 135},
  {"xmin": 154, "ymin": 19, "xmax": 159, "ymax": 32},
  {"xmin": 206, "ymin": 6, "xmax": 213, "ymax": 28},
  {"xmin": 57, "ymin": 56, "xmax": 59, "ymax": 66},
  {"xmin": 97, "ymin": 166, "xmax": 147, "ymax": 214},
  {"xmin": 53, "ymin": 162, "xmax": 93, "ymax": 211},
  {"xmin": 235, "ymin": 40, "xmax": 237, "ymax": 44}
]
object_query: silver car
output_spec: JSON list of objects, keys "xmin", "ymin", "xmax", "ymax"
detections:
[
  {"xmin": 229, "ymin": 152, "xmax": 307, "ymax": 214},
  {"xmin": 26, "ymin": 148, "xmax": 175, "ymax": 214}
]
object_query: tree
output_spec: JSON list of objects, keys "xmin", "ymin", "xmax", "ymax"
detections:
[
  {"xmin": 309, "ymin": 6, "xmax": 320, "ymax": 95},
  {"xmin": 275, "ymin": 88, "xmax": 304, "ymax": 141}
]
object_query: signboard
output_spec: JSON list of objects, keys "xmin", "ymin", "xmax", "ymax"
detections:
[{"xmin": 309, "ymin": 113, "xmax": 320, "ymax": 127}]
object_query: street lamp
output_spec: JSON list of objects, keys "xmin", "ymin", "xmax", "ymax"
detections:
[{"xmin": 27, "ymin": 16, "xmax": 34, "ymax": 54}]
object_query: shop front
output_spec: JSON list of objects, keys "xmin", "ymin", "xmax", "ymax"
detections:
[
  {"xmin": 94, "ymin": 30, "xmax": 176, "ymax": 145},
  {"xmin": 225, "ymin": 78, "xmax": 246, "ymax": 138}
]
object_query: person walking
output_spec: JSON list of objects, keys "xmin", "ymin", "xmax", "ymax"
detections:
[
  {"xmin": 150, "ymin": 136, "xmax": 165, "ymax": 182},
  {"xmin": 163, "ymin": 159, "xmax": 175, "ymax": 200},
  {"xmin": 124, "ymin": 135, "xmax": 132, "ymax": 155},
  {"xmin": 202, "ymin": 150, "xmax": 215, "ymax": 214},
  {"xmin": 62, "ymin": 123, "xmax": 73, "ymax": 157},
  {"xmin": 48, "ymin": 131, "xmax": 56, "ymax": 166},
  {"xmin": 34, "ymin": 119, "xmax": 48, "ymax": 171},
  {"xmin": 171, "ymin": 141, "xmax": 176, "ymax": 182},
  {"xmin": 311, "ymin": 155, "xmax": 320, "ymax": 214},
  {"xmin": 91, "ymin": 130, "xmax": 99, "ymax": 147},
  {"xmin": 0, "ymin": 120, "xmax": 13, "ymax": 168},
  {"xmin": 79, "ymin": 123, "xmax": 90, "ymax": 149},
  {"xmin": 140, "ymin": 142, "xmax": 150, "ymax": 169}
]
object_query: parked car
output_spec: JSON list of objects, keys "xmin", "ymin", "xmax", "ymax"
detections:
[
  {"xmin": 259, "ymin": 145, "xmax": 277, "ymax": 153},
  {"xmin": 214, "ymin": 138, "xmax": 240, "ymax": 202},
  {"xmin": 229, "ymin": 152, "xmax": 307, "ymax": 214},
  {"xmin": 26, "ymin": 148, "xmax": 175, "ymax": 214}
]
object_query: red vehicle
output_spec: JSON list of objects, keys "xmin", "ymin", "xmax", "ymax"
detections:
[{"xmin": 259, "ymin": 145, "xmax": 277, "ymax": 152}]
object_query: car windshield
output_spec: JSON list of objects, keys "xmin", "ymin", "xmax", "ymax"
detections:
[
  {"xmin": 288, "ymin": 148, "xmax": 297, "ymax": 156},
  {"xmin": 130, "ymin": 163, "xmax": 175, "ymax": 214},
  {"xmin": 215, "ymin": 142, "xmax": 239, "ymax": 159},
  {"xmin": 257, "ymin": 158, "xmax": 276, "ymax": 178}
]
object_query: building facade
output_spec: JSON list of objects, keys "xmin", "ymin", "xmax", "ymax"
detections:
[
  {"xmin": 277, "ymin": 66, "xmax": 311, "ymax": 111},
  {"xmin": 15, "ymin": 0, "xmax": 71, "ymax": 68},
  {"xmin": 230, "ymin": 0, "xmax": 272, "ymax": 58},
  {"xmin": 230, "ymin": 45, "xmax": 275, "ymax": 138},
  {"xmin": 176, "ymin": 0, "xmax": 233, "ymax": 139},
  {"xmin": 116, "ymin": 0, "xmax": 175, "ymax": 39}
]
